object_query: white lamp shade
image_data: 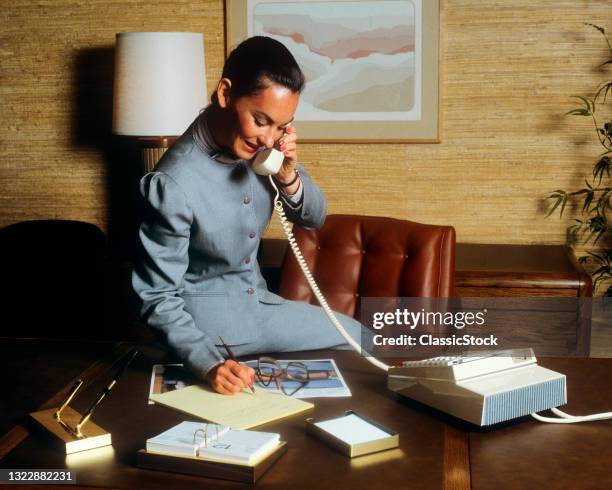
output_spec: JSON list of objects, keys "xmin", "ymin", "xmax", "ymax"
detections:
[{"xmin": 112, "ymin": 32, "xmax": 207, "ymax": 136}]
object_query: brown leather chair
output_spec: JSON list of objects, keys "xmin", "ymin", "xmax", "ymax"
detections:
[{"xmin": 279, "ymin": 214, "xmax": 456, "ymax": 319}]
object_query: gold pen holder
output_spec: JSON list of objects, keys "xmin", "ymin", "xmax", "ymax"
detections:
[{"xmin": 30, "ymin": 380, "xmax": 112, "ymax": 454}]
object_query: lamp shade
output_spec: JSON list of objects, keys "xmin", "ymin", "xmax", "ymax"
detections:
[{"xmin": 112, "ymin": 32, "xmax": 207, "ymax": 136}]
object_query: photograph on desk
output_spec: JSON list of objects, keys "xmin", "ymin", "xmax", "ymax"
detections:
[
  {"xmin": 243, "ymin": 358, "xmax": 352, "ymax": 398},
  {"xmin": 148, "ymin": 364, "xmax": 197, "ymax": 404}
]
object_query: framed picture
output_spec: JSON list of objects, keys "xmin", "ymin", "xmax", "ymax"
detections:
[{"xmin": 226, "ymin": 0, "xmax": 440, "ymax": 142}]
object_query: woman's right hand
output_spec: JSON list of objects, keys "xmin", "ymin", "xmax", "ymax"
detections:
[{"xmin": 205, "ymin": 360, "xmax": 256, "ymax": 395}]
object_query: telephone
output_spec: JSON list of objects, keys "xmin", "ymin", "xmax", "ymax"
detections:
[
  {"xmin": 258, "ymin": 149, "xmax": 611, "ymax": 426},
  {"xmin": 252, "ymin": 148, "xmax": 285, "ymax": 176},
  {"xmin": 388, "ymin": 348, "xmax": 566, "ymax": 426}
]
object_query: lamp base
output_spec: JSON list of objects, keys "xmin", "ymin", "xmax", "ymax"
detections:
[{"xmin": 139, "ymin": 137, "xmax": 178, "ymax": 173}]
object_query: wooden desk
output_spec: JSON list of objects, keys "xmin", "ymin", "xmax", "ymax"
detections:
[{"xmin": 1, "ymin": 340, "xmax": 611, "ymax": 489}]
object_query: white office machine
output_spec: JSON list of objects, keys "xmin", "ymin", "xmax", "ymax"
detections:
[{"xmin": 387, "ymin": 349, "xmax": 566, "ymax": 426}]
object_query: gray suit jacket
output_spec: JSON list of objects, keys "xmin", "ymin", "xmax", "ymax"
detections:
[{"xmin": 132, "ymin": 123, "xmax": 327, "ymax": 376}]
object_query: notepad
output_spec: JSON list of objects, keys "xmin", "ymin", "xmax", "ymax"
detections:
[
  {"xmin": 146, "ymin": 421, "xmax": 229, "ymax": 457},
  {"xmin": 306, "ymin": 411, "xmax": 399, "ymax": 457},
  {"xmin": 149, "ymin": 385, "xmax": 313, "ymax": 429},
  {"xmin": 314, "ymin": 413, "xmax": 391, "ymax": 445}
]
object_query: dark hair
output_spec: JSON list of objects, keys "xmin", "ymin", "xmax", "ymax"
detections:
[{"xmin": 212, "ymin": 36, "xmax": 305, "ymax": 104}]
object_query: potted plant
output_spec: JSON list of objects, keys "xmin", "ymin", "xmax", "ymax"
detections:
[{"xmin": 548, "ymin": 23, "xmax": 612, "ymax": 297}]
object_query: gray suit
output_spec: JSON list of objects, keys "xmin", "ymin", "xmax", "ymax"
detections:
[{"xmin": 132, "ymin": 118, "xmax": 362, "ymax": 377}]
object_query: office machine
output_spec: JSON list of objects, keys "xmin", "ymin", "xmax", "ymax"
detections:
[{"xmin": 387, "ymin": 348, "xmax": 566, "ymax": 426}]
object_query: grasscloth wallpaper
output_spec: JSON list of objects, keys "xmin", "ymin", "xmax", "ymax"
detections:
[{"xmin": 1, "ymin": 1, "xmax": 610, "ymax": 260}]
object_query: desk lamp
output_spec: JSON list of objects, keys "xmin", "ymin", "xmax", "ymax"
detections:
[{"xmin": 112, "ymin": 32, "xmax": 207, "ymax": 172}]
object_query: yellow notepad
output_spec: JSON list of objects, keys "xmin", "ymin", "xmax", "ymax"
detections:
[{"xmin": 149, "ymin": 385, "xmax": 313, "ymax": 429}]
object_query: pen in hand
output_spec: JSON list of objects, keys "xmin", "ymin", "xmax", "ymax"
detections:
[{"xmin": 218, "ymin": 336, "xmax": 256, "ymax": 394}]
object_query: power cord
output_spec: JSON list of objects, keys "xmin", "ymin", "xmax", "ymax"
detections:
[{"xmin": 532, "ymin": 407, "xmax": 612, "ymax": 423}]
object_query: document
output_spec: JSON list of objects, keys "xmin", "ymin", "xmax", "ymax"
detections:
[
  {"xmin": 148, "ymin": 364, "xmax": 197, "ymax": 404},
  {"xmin": 244, "ymin": 358, "xmax": 352, "ymax": 398},
  {"xmin": 149, "ymin": 385, "xmax": 313, "ymax": 429}
]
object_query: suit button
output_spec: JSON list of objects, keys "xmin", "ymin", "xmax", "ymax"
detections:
[
  {"xmin": 244, "ymin": 196, "xmax": 251, "ymax": 204},
  {"xmin": 245, "ymin": 257, "xmax": 251, "ymax": 264},
  {"xmin": 249, "ymin": 231, "xmax": 256, "ymax": 238},
  {"xmin": 247, "ymin": 287, "xmax": 254, "ymax": 294}
]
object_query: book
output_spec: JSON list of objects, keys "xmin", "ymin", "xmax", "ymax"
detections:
[
  {"xmin": 149, "ymin": 384, "xmax": 313, "ymax": 429},
  {"xmin": 146, "ymin": 421, "xmax": 229, "ymax": 457}
]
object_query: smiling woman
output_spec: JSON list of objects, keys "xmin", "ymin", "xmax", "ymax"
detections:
[{"xmin": 131, "ymin": 36, "xmax": 365, "ymax": 395}]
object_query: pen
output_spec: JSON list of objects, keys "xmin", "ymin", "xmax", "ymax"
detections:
[
  {"xmin": 219, "ymin": 336, "xmax": 256, "ymax": 394},
  {"xmin": 75, "ymin": 349, "xmax": 139, "ymax": 434}
]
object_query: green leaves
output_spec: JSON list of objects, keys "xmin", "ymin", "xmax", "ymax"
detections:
[
  {"xmin": 565, "ymin": 96, "xmax": 594, "ymax": 116},
  {"xmin": 572, "ymin": 185, "xmax": 594, "ymax": 213},
  {"xmin": 584, "ymin": 215, "xmax": 608, "ymax": 244},
  {"xmin": 595, "ymin": 82, "xmax": 612, "ymax": 104},
  {"xmin": 578, "ymin": 250, "xmax": 612, "ymax": 294},
  {"xmin": 550, "ymin": 23, "xmax": 612, "ymax": 294},
  {"xmin": 580, "ymin": 249, "xmax": 612, "ymax": 293},
  {"xmin": 567, "ymin": 219, "xmax": 585, "ymax": 238},
  {"xmin": 585, "ymin": 23, "xmax": 605, "ymax": 35},
  {"xmin": 585, "ymin": 22, "xmax": 612, "ymax": 56},
  {"xmin": 598, "ymin": 188, "xmax": 612, "ymax": 213},
  {"xmin": 546, "ymin": 190, "xmax": 568, "ymax": 217}
]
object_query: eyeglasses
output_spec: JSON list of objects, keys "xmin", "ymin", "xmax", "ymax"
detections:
[{"xmin": 255, "ymin": 357, "xmax": 310, "ymax": 396}]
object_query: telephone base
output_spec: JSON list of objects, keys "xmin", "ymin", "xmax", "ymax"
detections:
[{"xmin": 388, "ymin": 354, "xmax": 567, "ymax": 426}]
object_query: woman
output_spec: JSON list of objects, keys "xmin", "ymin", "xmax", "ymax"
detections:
[{"xmin": 132, "ymin": 36, "xmax": 362, "ymax": 395}]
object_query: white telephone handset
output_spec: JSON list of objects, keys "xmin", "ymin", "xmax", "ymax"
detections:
[{"xmin": 252, "ymin": 148, "xmax": 285, "ymax": 176}]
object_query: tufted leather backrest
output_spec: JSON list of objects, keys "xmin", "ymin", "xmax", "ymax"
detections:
[{"xmin": 279, "ymin": 215, "xmax": 456, "ymax": 319}]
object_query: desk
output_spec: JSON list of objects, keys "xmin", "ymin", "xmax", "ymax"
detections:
[{"xmin": 1, "ymin": 339, "xmax": 611, "ymax": 489}]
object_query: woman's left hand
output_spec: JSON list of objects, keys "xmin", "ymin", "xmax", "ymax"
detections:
[{"xmin": 275, "ymin": 125, "xmax": 300, "ymax": 194}]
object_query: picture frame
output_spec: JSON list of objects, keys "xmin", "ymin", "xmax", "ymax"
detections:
[{"xmin": 226, "ymin": 0, "xmax": 440, "ymax": 143}]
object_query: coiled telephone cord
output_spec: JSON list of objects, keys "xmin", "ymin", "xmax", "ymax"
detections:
[{"xmin": 270, "ymin": 176, "xmax": 390, "ymax": 372}]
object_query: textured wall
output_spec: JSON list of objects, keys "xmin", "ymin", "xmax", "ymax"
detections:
[{"xmin": 1, "ymin": 1, "xmax": 610, "ymax": 259}]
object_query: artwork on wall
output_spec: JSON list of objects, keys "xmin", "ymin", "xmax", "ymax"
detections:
[{"xmin": 226, "ymin": 0, "xmax": 440, "ymax": 142}]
